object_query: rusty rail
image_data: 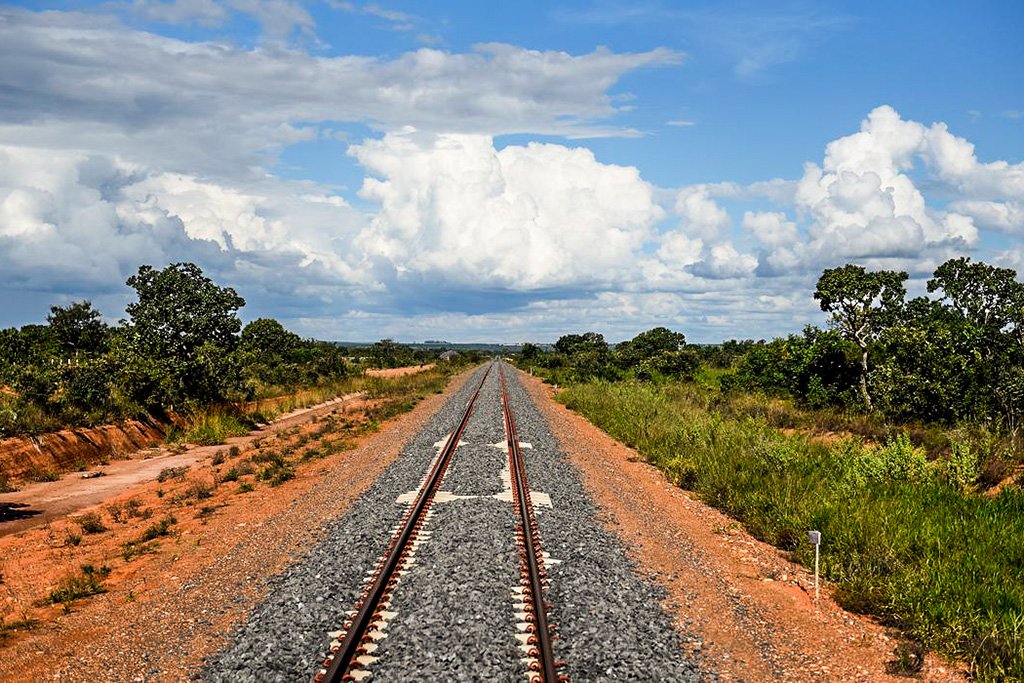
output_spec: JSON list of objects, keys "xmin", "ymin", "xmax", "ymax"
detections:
[
  {"xmin": 500, "ymin": 364, "xmax": 562, "ymax": 683},
  {"xmin": 315, "ymin": 363, "xmax": 492, "ymax": 683}
]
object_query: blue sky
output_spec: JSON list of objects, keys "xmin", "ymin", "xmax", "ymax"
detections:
[{"xmin": 0, "ymin": 0, "xmax": 1022, "ymax": 342}]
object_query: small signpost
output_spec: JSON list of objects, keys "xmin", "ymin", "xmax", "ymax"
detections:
[{"xmin": 808, "ymin": 530, "xmax": 821, "ymax": 603}]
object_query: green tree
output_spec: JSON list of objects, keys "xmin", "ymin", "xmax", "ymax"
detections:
[
  {"xmin": 554, "ymin": 332, "xmax": 608, "ymax": 357},
  {"xmin": 928, "ymin": 257, "xmax": 1024, "ymax": 348},
  {"xmin": 240, "ymin": 318, "xmax": 300, "ymax": 358},
  {"xmin": 47, "ymin": 301, "xmax": 109, "ymax": 358},
  {"xmin": 553, "ymin": 332, "xmax": 613, "ymax": 381},
  {"xmin": 615, "ymin": 327, "xmax": 696, "ymax": 380},
  {"xmin": 519, "ymin": 342, "xmax": 541, "ymax": 362},
  {"xmin": 237, "ymin": 318, "xmax": 302, "ymax": 387},
  {"xmin": 814, "ymin": 264, "xmax": 907, "ymax": 411},
  {"xmin": 123, "ymin": 263, "xmax": 246, "ymax": 406},
  {"xmin": 617, "ymin": 327, "xmax": 686, "ymax": 361},
  {"xmin": 926, "ymin": 258, "xmax": 1024, "ymax": 424},
  {"xmin": 370, "ymin": 338, "xmax": 400, "ymax": 368},
  {"xmin": 125, "ymin": 263, "xmax": 245, "ymax": 359}
]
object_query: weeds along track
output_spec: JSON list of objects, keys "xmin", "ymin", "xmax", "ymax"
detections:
[{"xmin": 204, "ymin": 361, "xmax": 701, "ymax": 682}]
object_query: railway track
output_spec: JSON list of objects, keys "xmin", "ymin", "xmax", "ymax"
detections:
[
  {"xmin": 206, "ymin": 360, "xmax": 699, "ymax": 682},
  {"xmin": 314, "ymin": 361, "xmax": 564, "ymax": 683}
]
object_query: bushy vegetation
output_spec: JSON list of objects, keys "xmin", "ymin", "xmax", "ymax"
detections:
[
  {"xmin": 0, "ymin": 263, "xmax": 352, "ymax": 437},
  {"xmin": 521, "ymin": 327, "xmax": 697, "ymax": 384},
  {"xmin": 559, "ymin": 381, "xmax": 1024, "ymax": 680},
  {"xmin": 44, "ymin": 564, "xmax": 110, "ymax": 607},
  {"xmin": 0, "ymin": 261, "xmax": 470, "ymax": 441},
  {"xmin": 729, "ymin": 258, "xmax": 1024, "ymax": 427}
]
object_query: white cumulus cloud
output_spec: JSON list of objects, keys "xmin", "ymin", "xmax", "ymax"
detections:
[
  {"xmin": 349, "ymin": 132, "xmax": 663, "ymax": 291},
  {"xmin": 742, "ymin": 210, "xmax": 797, "ymax": 247},
  {"xmin": 673, "ymin": 185, "xmax": 731, "ymax": 239},
  {"xmin": 781, "ymin": 105, "xmax": 1000, "ymax": 270}
]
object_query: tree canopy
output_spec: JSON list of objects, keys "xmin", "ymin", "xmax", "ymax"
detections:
[
  {"xmin": 125, "ymin": 263, "xmax": 246, "ymax": 359},
  {"xmin": 814, "ymin": 264, "xmax": 908, "ymax": 410},
  {"xmin": 47, "ymin": 301, "xmax": 109, "ymax": 357}
]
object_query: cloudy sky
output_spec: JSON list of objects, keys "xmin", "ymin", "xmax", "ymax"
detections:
[{"xmin": 1, "ymin": 1, "xmax": 1022, "ymax": 342}]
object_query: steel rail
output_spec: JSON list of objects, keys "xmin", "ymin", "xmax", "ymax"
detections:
[
  {"xmin": 499, "ymin": 364, "xmax": 560, "ymax": 683},
  {"xmin": 316, "ymin": 362, "xmax": 492, "ymax": 683}
]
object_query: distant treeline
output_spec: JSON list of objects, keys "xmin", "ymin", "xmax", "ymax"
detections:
[
  {"xmin": 343, "ymin": 338, "xmax": 488, "ymax": 369},
  {"xmin": 523, "ymin": 256, "xmax": 1024, "ymax": 429},
  {"xmin": 0, "ymin": 263, "xmax": 464, "ymax": 437}
]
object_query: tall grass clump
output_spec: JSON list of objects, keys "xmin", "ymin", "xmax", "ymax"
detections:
[
  {"xmin": 559, "ymin": 381, "xmax": 1024, "ymax": 680},
  {"xmin": 44, "ymin": 564, "xmax": 110, "ymax": 606},
  {"xmin": 242, "ymin": 377, "xmax": 362, "ymax": 422},
  {"xmin": 182, "ymin": 409, "xmax": 251, "ymax": 445}
]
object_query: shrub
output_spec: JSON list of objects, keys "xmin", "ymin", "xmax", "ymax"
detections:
[
  {"xmin": 121, "ymin": 541, "xmax": 158, "ymax": 561},
  {"xmin": 121, "ymin": 514, "xmax": 176, "ymax": 561},
  {"xmin": 106, "ymin": 502, "xmax": 126, "ymax": 523},
  {"xmin": 157, "ymin": 466, "xmax": 189, "ymax": 483},
  {"xmin": 45, "ymin": 565, "xmax": 110, "ymax": 605},
  {"xmin": 185, "ymin": 479, "xmax": 214, "ymax": 501},
  {"xmin": 943, "ymin": 440, "xmax": 980, "ymax": 491},
  {"xmin": 258, "ymin": 460, "xmax": 295, "ymax": 487},
  {"xmin": 138, "ymin": 514, "xmax": 176, "ymax": 542},
  {"xmin": 840, "ymin": 433, "xmax": 932, "ymax": 486},
  {"xmin": 73, "ymin": 512, "xmax": 107, "ymax": 535},
  {"xmin": 219, "ymin": 460, "xmax": 254, "ymax": 483}
]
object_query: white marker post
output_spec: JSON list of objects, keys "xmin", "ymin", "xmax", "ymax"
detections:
[{"xmin": 807, "ymin": 530, "xmax": 821, "ymax": 604}]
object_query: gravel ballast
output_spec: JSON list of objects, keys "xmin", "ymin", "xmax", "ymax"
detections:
[{"xmin": 203, "ymin": 363, "xmax": 704, "ymax": 682}]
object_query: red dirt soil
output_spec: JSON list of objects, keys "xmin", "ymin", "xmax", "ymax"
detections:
[
  {"xmin": 0, "ymin": 420, "xmax": 165, "ymax": 483},
  {"xmin": 0, "ymin": 395, "xmax": 358, "ymax": 536}
]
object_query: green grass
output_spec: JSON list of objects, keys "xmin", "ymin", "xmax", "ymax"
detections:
[
  {"xmin": 73, "ymin": 512, "xmax": 107, "ymax": 534},
  {"xmin": 178, "ymin": 366, "xmax": 459, "ymax": 447},
  {"xmin": 241, "ymin": 377, "xmax": 364, "ymax": 423},
  {"xmin": 559, "ymin": 380, "xmax": 1024, "ymax": 681},
  {"xmin": 182, "ymin": 409, "xmax": 251, "ymax": 445},
  {"xmin": 44, "ymin": 564, "xmax": 110, "ymax": 606}
]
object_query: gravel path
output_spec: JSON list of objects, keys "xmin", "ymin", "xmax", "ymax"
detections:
[{"xmin": 204, "ymin": 362, "xmax": 704, "ymax": 681}]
